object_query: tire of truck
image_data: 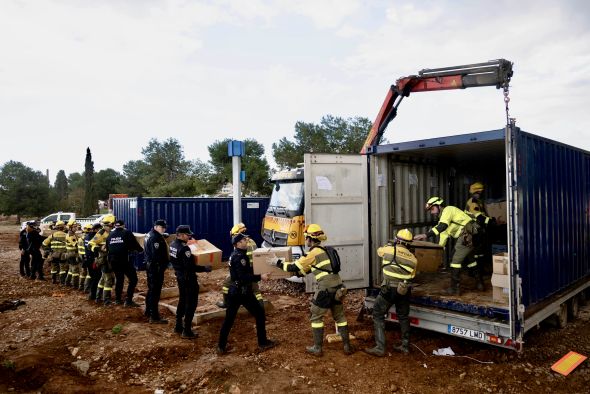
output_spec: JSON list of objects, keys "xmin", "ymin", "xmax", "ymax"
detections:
[
  {"xmin": 556, "ymin": 303, "xmax": 568, "ymax": 329},
  {"xmin": 567, "ymin": 295, "xmax": 580, "ymax": 320}
]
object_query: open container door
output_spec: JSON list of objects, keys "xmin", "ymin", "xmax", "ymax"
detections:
[{"xmin": 303, "ymin": 153, "xmax": 370, "ymax": 292}]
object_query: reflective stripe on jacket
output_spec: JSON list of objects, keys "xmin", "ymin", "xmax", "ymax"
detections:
[
  {"xmin": 377, "ymin": 244, "xmax": 417, "ymax": 282},
  {"xmin": 42, "ymin": 231, "xmax": 67, "ymax": 252}
]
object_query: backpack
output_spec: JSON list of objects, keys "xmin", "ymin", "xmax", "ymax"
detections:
[{"xmin": 316, "ymin": 246, "xmax": 341, "ymax": 275}]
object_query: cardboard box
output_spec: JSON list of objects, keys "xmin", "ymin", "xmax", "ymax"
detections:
[
  {"xmin": 492, "ymin": 286, "xmax": 509, "ymax": 304},
  {"xmin": 493, "ymin": 252, "xmax": 509, "ymax": 275},
  {"xmin": 188, "ymin": 239, "xmax": 223, "ymax": 270},
  {"xmin": 411, "ymin": 240, "xmax": 444, "ymax": 273},
  {"xmin": 252, "ymin": 247, "xmax": 292, "ymax": 279},
  {"xmin": 486, "ymin": 200, "xmax": 507, "ymax": 225},
  {"xmin": 491, "ymin": 273, "xmax": 509, "ymax": 288}
]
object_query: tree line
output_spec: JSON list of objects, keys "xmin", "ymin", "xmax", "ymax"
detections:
[{"xmin": 0, "ymin": 115, "xmax": 372, "ymax": 220}]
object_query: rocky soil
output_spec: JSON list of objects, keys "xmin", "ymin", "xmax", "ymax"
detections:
[{"xmin": 1, "ymin": 223, "xmax": 589, "ymax": 393}]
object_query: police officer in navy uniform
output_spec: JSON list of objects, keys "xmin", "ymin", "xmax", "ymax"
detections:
[
  {"xmin": 217, "ymin": 233, "xmax": 277, "ymax": 354},
  {"xmin": 144, "ymin": 219, "xmax": 170, "ymax": 324},
  {"xmin": 26, "ymin": 221, "xmax": 45, "ymax": 280},
  {"xmin": 170, "ymin": 225, "xmax": 211, "ymax": 338},
  {"xmin": 106, "ymin": 219, "xmax": 143, "ymax": 307},
  {"xmin": 18, "ymin": 223, "xmax": 32, "ymax": 277}
]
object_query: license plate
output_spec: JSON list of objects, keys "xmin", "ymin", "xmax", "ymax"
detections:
[{"xmin": 448, "ymin": 325, "xmax": 485, "ymax": 341}]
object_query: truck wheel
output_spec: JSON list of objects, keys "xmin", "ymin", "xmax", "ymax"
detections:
[
  {"xmin": 568, "ymin": 296, "xmax": 580, "ymax": 320},
  {"xmin": 556, "ymin": 303, "xmax": 568, "ymax": 329}
]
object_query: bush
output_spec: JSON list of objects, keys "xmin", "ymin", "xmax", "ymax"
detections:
[{"xmin": 112, "ymin": 324, "xmax": 123, "ymax": 335}]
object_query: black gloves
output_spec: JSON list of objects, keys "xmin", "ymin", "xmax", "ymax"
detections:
[{"xmin": 275, "ymin": 259, "xmax": 283, "ymax": 268}]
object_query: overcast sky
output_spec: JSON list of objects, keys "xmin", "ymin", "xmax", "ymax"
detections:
[{"xmin": 1, "ymin": 0, "xmax": 589, "ymax": 181}]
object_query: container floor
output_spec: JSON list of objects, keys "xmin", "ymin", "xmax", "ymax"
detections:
[{"xmin": 410, "ymin": 271, "xmax": 509, "ymax": 319}]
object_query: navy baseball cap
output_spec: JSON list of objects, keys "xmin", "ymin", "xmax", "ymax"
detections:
[
  {"xmin": 176, "ymin": 225, "xmax": 193, "ymax": 235},
  {"xmin": 154, "ymin": 219, "xmax": 167, "ymax": 227},
  {"xmin": 232, "ymin": 233, "xmax": 249, "ymax": 245}
]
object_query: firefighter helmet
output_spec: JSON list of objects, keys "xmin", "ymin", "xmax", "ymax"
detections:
[
  {"xmin": 425, "ymin": 196, "xmax": 444, "ymax": 210},
  {"xmin": 55, "ymin": 220, "xmax": 65, "ymax": 228},
  {"xmin": 304, "ymin": 224, "xmax": 327, "ymax": 242},
  {"xmin": 469, "ymin": 182, "xmax": 484, "ymax": 194},
  {"xmin": 395, "ymin": 228, "xmax": 413, "ymax": 243},
  {"xmin": 101, "ymin": 214, "xmax": 116, "ymax": 225},
  {"xmin": 82, "ymin": 223, "xmax": 93, "ymax": 232},
  {"xmin": 230, "ymin": 223, "xmax": 247, "ymax": 236}
]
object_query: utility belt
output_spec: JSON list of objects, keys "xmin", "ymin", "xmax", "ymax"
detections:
[
  {"xmin": 229, "ymin": 281, "xmax": 253, "ymax": 296},
  {"xmin": 383, "ymin": 279, "xmax": 411, "ymax": 296},
  {"xmin": 313, "ymin": 284, "xmax": 347, "ymax": 308}
]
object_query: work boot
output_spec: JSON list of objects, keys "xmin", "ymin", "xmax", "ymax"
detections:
[
  {"xmin": 125, "ymin": 300, "xmax": 141, "ymax": 308},
  {"xmin": 95, "ymin": 288, "xmax": 104, "ymax": 304},
  {"xmin": 173, "ymin": 323, "xmax": 183, "ymax": 332},
  {"xmin": 393, "ymin": 340, "xmax": 410, "ymax": 354},
  {"xmin": 394, "ymin": 317, "xmax": 411, "ymax": 354},
  {"xmin": 445, "ymin": 268, "xmax": 461, "ymax": 295},
  {"xmin": 181, "ymin": 328, "xmax": 197, "ymax": 339},
  {"xmin": 52, "ymin": 273, "xmax": 58, "ymax": 284},
  {"xmin": 114, "ymin": 299, "xmax": 123, "ymax": 305},
  {"xmin": 306, "ymin": 328, "xmax": 323, "ymax": 356},
  {"xmin": 258, "ymin": 339, "xmax": 277, "ymax": 352},
  {"xmin": 72, "ymin": 276, "xmax": 79, "ymax": 289},
  {"xmin": 339, "ymin": 326, "xmax": 354, "ymax": 355},
  {"xmin": 364, "ymin": 321, "xmax": 386, "ymax": 357},
  {"xmin": 216, "ymin": 294, "xmax": 228, "ymax": 309},
  {"xmin": 60, "ymin": 273, "xmax": 67, "ymax": 285},
  {"xmin": 475, "ymin": 268, "xmax": 484, "ymax": 291}
]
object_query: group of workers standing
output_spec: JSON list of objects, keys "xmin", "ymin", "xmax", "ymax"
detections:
[{"xmin": 17, "ymin": 180, "xmax": 492, "ymax": 357}]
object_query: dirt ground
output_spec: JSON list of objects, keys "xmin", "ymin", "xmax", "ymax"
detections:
[{"xmin": 1, "ymin": 223, "xmax": 589, "ymax": 393}]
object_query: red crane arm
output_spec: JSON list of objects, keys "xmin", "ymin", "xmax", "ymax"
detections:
[{"xmin": 360, "ymin": 59, "xmax": 513, "ymax": 154}]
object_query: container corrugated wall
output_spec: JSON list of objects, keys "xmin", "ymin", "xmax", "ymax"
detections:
[
  {"xmin": 113, "ymin": 197, "xmax": 270, "ymax": 259},
  {"xmin": 516, "ymin": 131, "xmax": 590, "ymax": 307}
]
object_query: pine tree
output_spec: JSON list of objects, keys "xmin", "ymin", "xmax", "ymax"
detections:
[{"xmin": 82, "ymin": 147, "xmax": 97, "ymax": 216}]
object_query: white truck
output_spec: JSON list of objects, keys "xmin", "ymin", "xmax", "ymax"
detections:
[{"xmin": 22, "ymin": 212, "xmax": 106, "ymax": 234}]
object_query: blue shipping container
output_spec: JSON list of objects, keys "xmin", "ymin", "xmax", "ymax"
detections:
[
  {"xmin": 113, "ymin": 197, "xmax": 270, "ymax": 261},
  {"xmin": 367, "ymin": 125, "xmax": 590, "ymax": 350}
]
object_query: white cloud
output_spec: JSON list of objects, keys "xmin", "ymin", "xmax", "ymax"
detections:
[{"xmin": 0, "ymin": 0, "xmax": 589, "ymax": 181}]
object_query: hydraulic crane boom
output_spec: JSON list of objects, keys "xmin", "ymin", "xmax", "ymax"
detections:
[{"xmin": 360, "ymin": 59, "xmax": 514, "ymax": 154}]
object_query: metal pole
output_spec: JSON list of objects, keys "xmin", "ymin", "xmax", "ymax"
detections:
[{"xmin": 232, "ymin": 155, "xmax": 242, "ymax": 224}]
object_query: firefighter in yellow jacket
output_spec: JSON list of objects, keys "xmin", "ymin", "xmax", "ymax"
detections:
[
  {"xmin": 465, "ymin": 182, "xmax": 492, "ymax": 274},
  {"xmin": 42, "ymin": 221, "xmax": 68, "ymax": 284},
  {"xmin": 77, "ymin": 224, "xmax": 92, "ymax": 291},
  {"xmin": 64, "ymin": 220, "xmax": 82, "ymax": 288},
  {"xmin": 365, "ymin": 229, "xmax": 417, "ymax": 356},
  {"xmin": 273, "ymin": 224, "xmax": 352, "ymax": 356},
  {"xmin": 217, "ymin": 223, "xmax": 263, "ymax": 309},
  {"xmin": 89, "ymin": 214, "xmax": 116, "ymax": 305},
  {"xmin": 414, "ymin": 197, "xmax": 483, "ymax": 295}
]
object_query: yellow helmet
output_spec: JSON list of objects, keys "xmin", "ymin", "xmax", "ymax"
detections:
[
  {"xmin": 67, "ymin": 218, "xmax": 75, "ymax": 226},
  {"xmin": 101, "ymin": 214, "xmax": 116, "ymax": 225},
  {"xmin": 425, "ymin": 196, "xmax": 444, "ymax": 210},
  {"xmin": 230, "ymin": 223, "xmax": 247, "ymax": 236},
  {"xmin": 304, "ymin": 224, "xmax": 327, "ymax": 242},
  {"xmin": 469, "ymin": 182, "xmax": 484, "ymax": 194},
  {"xmin": 395, "ymin": 228, "xmax": 413, "ymax": 243},
  {"xmin": 55, "ymin": 220, "xmax": 65, "ymax": 228},
  {"xmin": 82, "ymin": 223, "xmax": 93, "ymax": 232}
]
